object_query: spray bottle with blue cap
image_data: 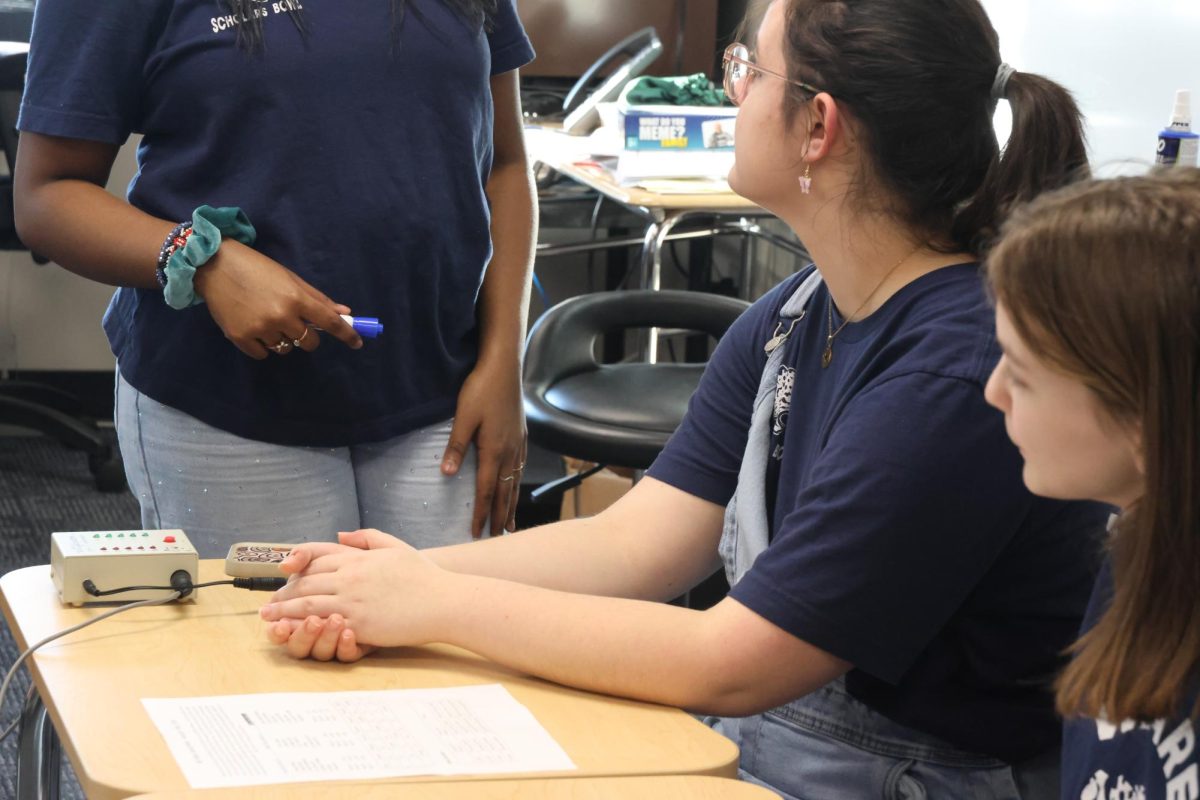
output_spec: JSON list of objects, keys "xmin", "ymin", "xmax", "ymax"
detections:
[{"xmin": 1157, "ymin": 90, "xmax": 1199, "ymax": 168}]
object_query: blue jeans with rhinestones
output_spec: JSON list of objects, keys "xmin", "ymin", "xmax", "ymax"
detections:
[{"xmin": 114, "ymin": 370, "xmax": 477, "ymax": 558}]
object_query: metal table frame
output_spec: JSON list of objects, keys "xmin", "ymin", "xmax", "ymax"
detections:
[{"xmin": 18, "ymin": 691, "xmax": 60, "ymax": 799}]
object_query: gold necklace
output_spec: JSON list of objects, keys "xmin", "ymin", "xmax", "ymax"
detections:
[{"xmin": 822, "ymin": 243, "xmax": 924, "ymax": 369}]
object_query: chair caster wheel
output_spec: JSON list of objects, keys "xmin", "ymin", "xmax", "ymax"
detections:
[{"xmin": 88, "ymin": 453, "xmax": 127, "ymax": 493}]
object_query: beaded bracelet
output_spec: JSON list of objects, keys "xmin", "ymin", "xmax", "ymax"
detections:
[
  {"xmin": 155, "ymin": 222, "xmax": 194, "ymax": 289},
  {"xmin": 161, "ymin": 206, "xmax": 257, "ymax": 310}
]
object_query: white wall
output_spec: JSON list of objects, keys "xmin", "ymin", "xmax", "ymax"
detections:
[{"xmin": 983, "ymin": 0, "xmax": 1200, "ymax": 175}]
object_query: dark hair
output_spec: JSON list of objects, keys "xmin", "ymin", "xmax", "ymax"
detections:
[
  {"xmin": 776, "ymin": 0, "xmax": 1089, "ymax": 254},
  {"xmin": 987, "ymin": 168, "xmax": 1200, "ymax": 722},
  {"xmin": 222, "ymin": 0, "xmax": 497, "ymax": 52}
]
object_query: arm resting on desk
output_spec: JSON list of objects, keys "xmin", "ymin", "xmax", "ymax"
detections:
[{"xmin": 262, "ymin": 477, "xmax": 851, "ymax": 716}]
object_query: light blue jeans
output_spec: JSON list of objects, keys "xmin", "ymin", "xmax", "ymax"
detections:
[
  {"xmin": 708, "ymin": 678, "xmax": 1057, "ymax": 800},
  {"xmin": 114, "ymin": 372, "xmax": 477, "ymax": 558}
]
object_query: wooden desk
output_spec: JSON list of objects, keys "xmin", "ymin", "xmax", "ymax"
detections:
[
  {"xmin": 527, "ymin": 141, "xmax": 758, "ymax": 215},
  {"xmin": 1, "ymin": 562, "xmax": 738, "ymax": 799},
  {"xmin": 128, "ymin": 775, "xmax": 780, "ymax": 798},
  {"xmin": 525, "ymin": 126, "xmax": 805, "ymax": 361}
]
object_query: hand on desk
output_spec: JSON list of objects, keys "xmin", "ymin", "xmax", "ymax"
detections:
[
  {"xmin": 265, "ymin": 613, "xmax": 372, "ymax": 662},
  {"xmin": 261, "ymin": 529, "xmax": 439, "ymax": 662}
]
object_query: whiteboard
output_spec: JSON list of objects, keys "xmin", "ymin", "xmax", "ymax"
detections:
[{"xmin": 982, "ymin": 0, "xmax": 1200, "ymax": 176}]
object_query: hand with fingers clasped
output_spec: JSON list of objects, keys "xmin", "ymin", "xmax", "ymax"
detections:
[
  {"xmin": 441, "ymin": 355, "xmax": 528, "ymax": 539},
  {"xmin": 195, "ymin": 238, "xmax": 364, "ymax": 360},
  {"xmin": 262, "ymin": 529, "xmax": 448, "ymax": 662}
]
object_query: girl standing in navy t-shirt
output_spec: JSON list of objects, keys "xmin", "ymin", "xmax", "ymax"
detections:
[
  {"xmin": 15, "ymin": 0, "xmax": 537, "ymax": 555},
  {"xmin": 986, "ymin": 169, "xmax": 1200, "ymax": 800}
]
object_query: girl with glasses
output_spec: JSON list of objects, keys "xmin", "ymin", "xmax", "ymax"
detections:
[
  {"xmin": 986, "ymin": 168, "xmax": 1200, "ymax": 800},
  {"xmin": 264, "ymin": 1, "xmax": 1104, "ymax": 795},
  {"xmin": 15, "ymin": 0, "xmax": 535, "ymax": 556}
]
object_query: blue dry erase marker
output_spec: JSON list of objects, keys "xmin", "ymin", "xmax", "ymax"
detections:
[{"xmin": 340, "ymin": 314, "xmax": 384, "ymax": 339}]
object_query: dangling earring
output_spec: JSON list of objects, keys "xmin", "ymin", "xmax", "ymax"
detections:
[{"xmin": 798, "ymin": 163, "xmax": 812, "ymax": 195}]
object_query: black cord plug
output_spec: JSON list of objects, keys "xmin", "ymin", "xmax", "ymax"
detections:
[
  {"xmin": 231, "ymin": 577, "xmax": 287, "ymax": 591},
  {"xmin": 80, "ymin": 574, "xmax": 284, "ymax": 598},
  {"xmin": 170, "ymin": 570, "xmax": 194, "ymax": 599}
]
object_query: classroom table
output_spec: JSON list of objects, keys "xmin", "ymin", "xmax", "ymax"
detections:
[
  {"xmin": 127, "ymin": 775, "xmax": 780, "ymax": 798},
  {"xmin": 525, "ymin": 126, "xmax": 807, "ymax": 362},
  {"xmin": 0, "ymin": 561, "xmax": 739, "ymax": 800}
]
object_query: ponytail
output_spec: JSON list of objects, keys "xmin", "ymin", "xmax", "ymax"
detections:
[
  {"xmin": 954, "ymin": 71, "xmax": 1091, "ymax": 254},
  {"xmin": 779, "ymin": 0, "xmax": 1089, "ymax": 256}
]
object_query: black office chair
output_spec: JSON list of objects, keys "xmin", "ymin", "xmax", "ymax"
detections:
[
  {"xmin": 0, "ymin": 49, "xmax": 126, "ymax": 492},
  {"xmin": 523, "ymin": 289, "xmax": 749, "ymax": 497}
]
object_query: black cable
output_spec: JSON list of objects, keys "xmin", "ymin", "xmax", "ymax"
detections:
[
  {"xmin": 668, "ymin": 240, "xmax": 691, "ymax": 281},
  {"xmin": 674, "ymin": 0, "xmax": 688, "ymax": 75},
  {"xmin": 83, "ymin": 580, "xmax": 182, "ymax": 597},
  {"xmin": 83, "ymin": 573, "xmax": 287, "ymax": 598}
]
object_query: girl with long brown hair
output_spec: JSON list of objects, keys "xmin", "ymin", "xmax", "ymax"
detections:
[{"xmin": 986, "ymin": 167, "xmax": 1200, "ymax": 799}]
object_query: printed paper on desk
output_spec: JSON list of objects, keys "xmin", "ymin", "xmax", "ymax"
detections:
[{"xmin": 143, "ymin": 684, "xmax": 576, "ymax": 788}]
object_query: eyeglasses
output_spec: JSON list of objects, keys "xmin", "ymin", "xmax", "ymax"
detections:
[{"xmin": 722, "ymin": 42, "xmax": 825, "ymax": 107}]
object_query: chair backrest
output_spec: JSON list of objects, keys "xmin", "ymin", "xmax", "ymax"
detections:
[
  {"xmin": 523, "ymin": 289, "xmax": 750, "ymax": 468},
  {"xmin": 0, "ymin": 48, "xmax": 27, "ymax": 172},
  {"xmin": 0, "ymin": 48, "xmax": 30, "ymax": 250},
  {"xmin": 524, "ymin": 289, "xmax": 749, "ymax": 390}
]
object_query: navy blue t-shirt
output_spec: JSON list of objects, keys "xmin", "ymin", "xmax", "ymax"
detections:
[
  {"xmin": 649, "ymin": 264, "xmax": 1110, "ymax": 763},
  {"xmin": 19, "ymin": 0, "xmax": 534, "ymax": 446},
  {"xmin": 1062, "ymin": 559, "xmax": 1200, "ymax": 799}
]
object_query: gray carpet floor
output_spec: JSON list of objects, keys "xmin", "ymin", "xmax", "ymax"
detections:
[{"xmin": 0, "ymin": 432, "xmax": 139, "ymax": 800}]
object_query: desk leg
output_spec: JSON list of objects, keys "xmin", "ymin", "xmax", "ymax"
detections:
[
  {"xmin": 17, "ymin": 691, "xmax": 61, "ymax": 800},
  {"xmin": 739, "ymin": 218, "xmax": 756, "ymax": 300},
  {"xmin": 637, "ymin": 211, "xmax": 696, "ymax": 364}
]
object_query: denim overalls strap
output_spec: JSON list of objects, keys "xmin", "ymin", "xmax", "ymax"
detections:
[
  {"xmin": 719, "ymin": 269, "xmax": 823, "ymax": 586},
  {"xmin": 711, "ymin": 271, "xmax": 1054, "ymax": 799}
]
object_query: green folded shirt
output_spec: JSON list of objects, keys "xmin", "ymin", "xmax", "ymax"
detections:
[{"xmin": 624, "ymin": 73, "xmax": 727, "ymax": 106}]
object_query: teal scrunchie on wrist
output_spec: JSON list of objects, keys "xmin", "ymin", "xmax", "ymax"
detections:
[{"xmin": 162, "ymin": 205, "xmax": 257, "ymax": 310}]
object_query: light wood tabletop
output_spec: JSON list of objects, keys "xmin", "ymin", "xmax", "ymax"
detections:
[
  {"xmin": 525, "ymin": 126, "xmax": 760, "ymax": 213},
  {"xmin": 127, "ymin": 775, "xmax": 780, "ymax": 798},
  {"xmin": 0, "ymin": 561, "xmax": 738, "ymax": 800}
]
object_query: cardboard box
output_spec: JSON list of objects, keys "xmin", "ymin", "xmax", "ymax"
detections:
[
  {"xmin": 621, "ymin": 105, "xmax": 738, "ymax": 151},
  {"xmin": 559, "ymin": 458, "xmax": 635, "ymax": 520}
]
